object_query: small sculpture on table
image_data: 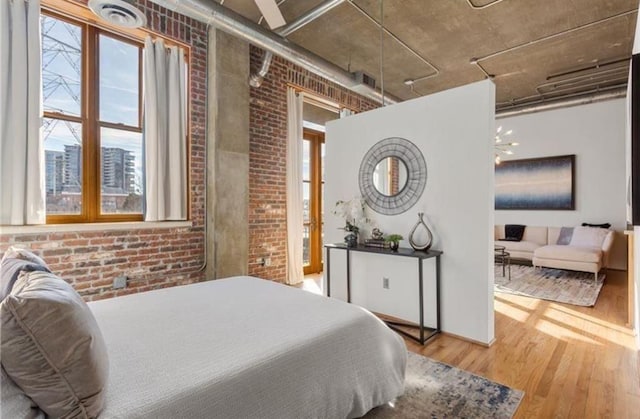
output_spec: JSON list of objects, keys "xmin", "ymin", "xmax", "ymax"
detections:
[
  {"xmin": 364, "ymin": 228, "xmax": 388, "ymax": 249},
  {"xmin": 409, "ymin": 212, "xmax": 433, "ymax": 251}
]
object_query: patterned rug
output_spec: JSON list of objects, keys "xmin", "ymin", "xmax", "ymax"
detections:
[
  {"xmin": 365, "ymin": 352, "xmax": 523, "ymax": 418},
  {"xmin": 494, "ymin": 264, "xmax": 605, "ymax": 307}
]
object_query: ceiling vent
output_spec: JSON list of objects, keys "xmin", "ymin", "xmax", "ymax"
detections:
[
  {"xmin": 88, "ymin": 0, "xmax": 147, "ymax": 28},
  {"xmin": 352, "ymin": 71, "xmax": 376, "ymax": 89}
]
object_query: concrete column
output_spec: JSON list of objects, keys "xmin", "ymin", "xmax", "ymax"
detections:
[{"xmin": 206, "ymin": 29, "xmax": 250, "ymax": 279}]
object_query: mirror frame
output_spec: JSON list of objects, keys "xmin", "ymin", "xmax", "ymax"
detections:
[{"xmin": 358, "ymin": 137, "xmax": 427, "ymax": 215}]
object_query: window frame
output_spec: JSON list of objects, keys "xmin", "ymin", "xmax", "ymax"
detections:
[{"xmin": 41, "ymin": 0, "xmax": 191, "ymax": 224}]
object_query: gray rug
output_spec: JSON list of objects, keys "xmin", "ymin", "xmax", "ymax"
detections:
[
  {"xmin": 365, "ymin": 352, "xmax": 523, "ymax": 418},
  {"xmin": 494, "ymin": 264, "xmax": 605, "ymax": 307}
]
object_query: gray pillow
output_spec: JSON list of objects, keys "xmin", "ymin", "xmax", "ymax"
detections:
[
  {"xmin": 1, "ymin": 367, "xmax": 44, "ymax": 419},
  {"xmin": 0, "ymin": 247, "xmax": 51, "ymax": 301},
  {"xmin": 556, "ymin": 227, "xmax": 574, "ymax": 245},
  {"xmin": 1, "ymin": 271, "xmax": 109, "ymax": 418}
]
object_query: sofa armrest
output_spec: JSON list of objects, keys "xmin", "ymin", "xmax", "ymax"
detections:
[{"xmin": 601, "ymin": 231, "xmax": 615, "ymax": 268}]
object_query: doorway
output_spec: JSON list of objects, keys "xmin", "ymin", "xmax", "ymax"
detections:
[{"xmin": 303, "ymin": 128, "xmax": 325, "ymax": 275}]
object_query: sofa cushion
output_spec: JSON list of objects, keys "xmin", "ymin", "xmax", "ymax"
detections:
[
  {"xmin": 521, "ymin": 226, "xmax": 548, "ymax": 246},
  {"xmin": 570, "ymin": 226, "xmax": 609, "ymax": 248},
  {"xmin": 1, "ymin": 270, "xmax": 109, "ymax": 418},
  {"xmin": 495, "ymin": 240, "xmax": 540, "ymax": 254},
  {"xmin": 534, "ymin": 245, "xmax": 602, "ymax": 263}
]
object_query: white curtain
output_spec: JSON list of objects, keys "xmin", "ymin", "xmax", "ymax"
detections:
[
  {"xmin": 286, "ymin": 88, "xmax": 304, "ymax": 284},
  {"xmin": 0, "ymin": 0, "xmax": 45, "ymax": 225},
  {"xmin": 143, "ymin": 37, "xmax": 187, "ymax": 221}
]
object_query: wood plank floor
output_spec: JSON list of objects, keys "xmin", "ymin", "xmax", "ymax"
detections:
[{"xmin": 404, "ymin": 269, "xmax": 640, "ymax": 418}]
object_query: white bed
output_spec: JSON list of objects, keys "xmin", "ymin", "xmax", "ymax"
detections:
[{"xmin": 86, "ymin": 276, "xmax": 406, "ymax": 418}]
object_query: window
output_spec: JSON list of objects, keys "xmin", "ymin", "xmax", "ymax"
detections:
[
  {"xmin": 42, "ymin": 11, "xmax": 143, "ymax": 223},
  {"xmin": 302, "ymin": 129, "xmax": 325, "ymax": 275}
]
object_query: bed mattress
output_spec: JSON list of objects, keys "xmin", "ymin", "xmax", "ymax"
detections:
[{"xmin": 89, "ymin": 276, "xmax": 406, "ymax": 418}]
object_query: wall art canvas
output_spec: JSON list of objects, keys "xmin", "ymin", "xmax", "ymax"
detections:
[{"xmin": 495, "ymin": 155, "xmax": 575, "ymax": 210}]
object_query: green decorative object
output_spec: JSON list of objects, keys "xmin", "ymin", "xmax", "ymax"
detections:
[{"xmin": 384, "ymin": 234, "xmax": 403, "ymax": 252}]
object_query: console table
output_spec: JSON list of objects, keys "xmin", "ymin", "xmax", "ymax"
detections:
[{"xmin": 324, "ymin": 244, "xmax": 442, "ymax": 345}]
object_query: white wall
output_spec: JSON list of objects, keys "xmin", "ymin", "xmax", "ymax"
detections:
[
  {"xmin": 325, "ymin": 80, "xmax": 496, "ymax": 345},
  {"xmin": 496, "ymin": 99, "xmax": 628, "ymax": 270}
]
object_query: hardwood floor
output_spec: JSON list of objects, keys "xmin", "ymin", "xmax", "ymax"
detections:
[
  {"xmin": 407, "ymin": 269, "xmax": 640, "ymax": 418},
  {"xmin": 303, "ymin": 270, "xmax": 639, "ymax": 417}
]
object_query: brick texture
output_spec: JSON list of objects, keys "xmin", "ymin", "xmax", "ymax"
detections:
[
  {"xmin": 0, "ymin": 0, "xmax": 208, "ymax": 300},
  {"xmin": 248, "ymin": 47, "xmax": 379, "ymax": 282}
]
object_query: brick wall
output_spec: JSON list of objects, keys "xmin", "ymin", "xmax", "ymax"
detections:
[
  {"xmin": 248, "ymin": 47, "xmax": 379, "ymax": 282},
  {"xmin": 0, "ymin": 0, "xmax": 208, "ymax": 300}
]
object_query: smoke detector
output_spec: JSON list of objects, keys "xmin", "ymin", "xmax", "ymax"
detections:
[{"xmin": 88, "ymin": 0, "xmax": 147, "ymax": 29}]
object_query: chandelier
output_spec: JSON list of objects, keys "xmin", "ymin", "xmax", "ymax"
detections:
[{"xmin": 494, "ymin": 126, "xmax": 519, "ymax": 165}]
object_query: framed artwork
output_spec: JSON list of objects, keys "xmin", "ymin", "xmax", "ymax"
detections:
[{"xmin": 495, "ymin": 155, "xmax": 575, "ymax": 210}]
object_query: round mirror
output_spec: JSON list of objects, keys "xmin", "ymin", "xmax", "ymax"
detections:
[
  {"xmin": 358, "ymin": 137, "xmax": 427, "ymax": 215},
  {"xmin": 373, "ymin": 157, "xmax": 408, "ymax": 196}
]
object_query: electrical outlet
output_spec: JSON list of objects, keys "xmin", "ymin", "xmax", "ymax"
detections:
[
  {"xmin": 383, "ymin": 277, "xmax": 390, "ymax": 289},
  {"xmin": 113, "ymin": 275, "xmax": 127, "ymax": 290},
  {"xmin": 259, "ymin": 257, "xmax": 272, "ymax": 267}
]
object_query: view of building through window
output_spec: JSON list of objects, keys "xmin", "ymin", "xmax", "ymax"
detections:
[{"xmin": 42, "ymin": 13, "xmax": 143, "ymax": 218}]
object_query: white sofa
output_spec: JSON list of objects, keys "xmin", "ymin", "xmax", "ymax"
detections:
[{"xmin": 495, "ymin": 225, "xmax": 614, "ymax": 281}]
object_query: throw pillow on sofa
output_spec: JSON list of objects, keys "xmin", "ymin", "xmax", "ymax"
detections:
[
  {"xmin": 0, "ymin": 270, "xmax": 109, "ymax": 418},
  {"xmin": 504, "ymin": 224, "xmax": 526, "ymax": 242},
  {"xmin": 569, "ymin": 226, "xmax": 609, "ymax": 248},
  {"xmin": 556, "ymin": 227, "xmax": 574, "ymax": 245},
  {"xmin": 581, "ymin": 222, "xmax": 611, "ymax": 229}
]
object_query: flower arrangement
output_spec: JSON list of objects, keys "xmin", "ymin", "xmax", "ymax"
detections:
[{"xmin": 333, "ymin": 197, "xmax": 371, "ymax": 246}]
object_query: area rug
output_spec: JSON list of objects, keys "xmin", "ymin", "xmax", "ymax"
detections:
[
  {"xmin": 365, "ymin": 352, "xmax": 523, "ymax": 418},
  {"xmin": 494, "ymin": 264, "xmax": 605, "ymax": 307}
]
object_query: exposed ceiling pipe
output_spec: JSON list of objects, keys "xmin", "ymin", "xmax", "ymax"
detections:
[
  {"xmin": 470, "ymin": 8, "xmax": 637, "ymax": 80},
  {"xmin": 466, "ymin": 0, "xmax": 506, "ymax": 10},
  {"xmin": 250, "ymin": 0, "xmax": 346, "ymax": 88},
  {"xmin": 152, "ymin": 0, "xmax": 398, "ymax": 104},
  {"xmin": 248, "ymin": 51, "xmax": 273, "ymax": 87},
  {"xmin": 496, "ymin": 87, "xmax": 626, "ymax": 118},
  {"xmin": 280, "ymin": 0, "xmax": 345, "ymax": 36}
]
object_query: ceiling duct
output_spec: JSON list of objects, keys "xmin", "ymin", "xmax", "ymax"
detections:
[
  {"xmin": 496, "ymin": 87, "xmax": 626, "ymax": 118},
  {"xmin": 149, "ymin": 0, "xmax": 398, "ymax": 105},
  {"xmin": 88, "ymin": 0, "xmax": 147, "ymax": 28},
  {"xmin": 250, "ymin": 0, "xmax": 346, "ymax": 88}
]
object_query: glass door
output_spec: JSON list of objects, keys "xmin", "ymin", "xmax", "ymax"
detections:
[{"xmin": 303, "ymin": 128, "xmax": 325, "ymax": 275}]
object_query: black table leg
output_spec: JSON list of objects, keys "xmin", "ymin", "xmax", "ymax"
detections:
[
  {"xmin": 419, "ymin": 258, "xmax": 424, "ymax": 344},
  {"xmin": 346, "ymin": 249, "xmax": 351, "ymax": 303},
  {"xmin": 326, "ymin": 248, "xmax": 331, "ymax": 297}
]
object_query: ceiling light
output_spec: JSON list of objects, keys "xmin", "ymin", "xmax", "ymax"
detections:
[
  {"xmin": 494, "ymin": 126, "xmax": 519, "ymax": 164},
  {"xmin": 404, "ymin": 79, "xmax": 415, "ymax": 86}
]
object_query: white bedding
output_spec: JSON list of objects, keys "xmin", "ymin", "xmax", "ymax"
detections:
[{"xmin": 88, "ymin": 276, "xmax": 406, "ymax": 418}]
